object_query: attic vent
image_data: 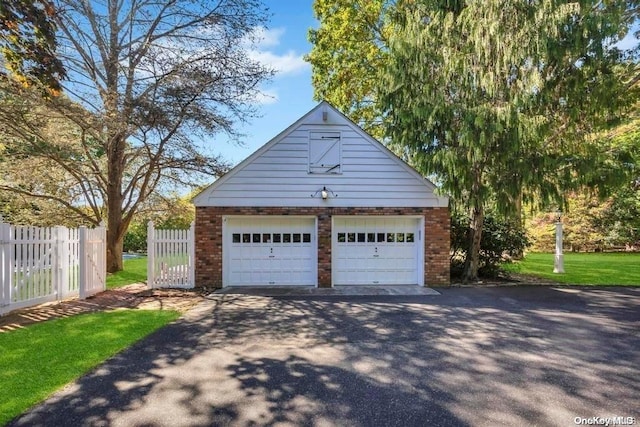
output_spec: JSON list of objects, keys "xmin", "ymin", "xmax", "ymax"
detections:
[{"xmin": 309, "ymin": 131, "xmax": 341, "ymax": 174}]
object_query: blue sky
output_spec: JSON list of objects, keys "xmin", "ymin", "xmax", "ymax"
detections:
[{"xmin": 214, "ymin": 1, "xmax": 318, "ymax": 166}]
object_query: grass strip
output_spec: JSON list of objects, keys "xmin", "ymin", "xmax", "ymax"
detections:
[
  {"xmin": 503, "ymin": 252, "xmax": 640, "ymax": 286},
  {"xmin": 0, "ymin": 309, "xmax": 179, "ymax": 425},
  {"xmin": 106, "ymin": 257, "xmax": 147, "ymax": 289}
]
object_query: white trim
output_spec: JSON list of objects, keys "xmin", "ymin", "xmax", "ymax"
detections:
[
  {"xmin": 331, "ymin": 215, "xmax": 335, "ymax": 287},
  {"xmin": 418, "ymin": 216, "xmax": 425, "ymax": 286},
  {"xmin": 204, "ymin": 196, "xmax": 448, "ymax": 208},
  {"xmin": 314, "ymin": 216, "xmax": 319, "ymax": 285},
  {"xmin": 222, "ymin": 217, "xmax": 228, "ymax": 286}
]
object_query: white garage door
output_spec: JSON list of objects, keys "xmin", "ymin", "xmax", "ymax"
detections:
[
  {"xmin": 333, "ymin": 217, "xmax": 422, "ymax": 285},
  {"xmin": 224, "ymin": 217, "xmax": 316, "ymax": 286}
]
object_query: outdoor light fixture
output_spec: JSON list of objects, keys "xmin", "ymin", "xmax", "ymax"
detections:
[{"xmin": 311, "ymin": 186, "xmax": 337, "ymax": 200}]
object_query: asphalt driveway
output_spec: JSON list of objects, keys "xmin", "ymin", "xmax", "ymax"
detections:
[{"xmin": 10, "ymin": 287, "xmax": 640, "ymax": 427}]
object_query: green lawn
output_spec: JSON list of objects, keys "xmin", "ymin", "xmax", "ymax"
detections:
[
  {"xmin": 503, "ymin": 252, "xmax": 640, "ymax": 286},
  {"xmin": 106, "ymin": 256, "xmax": 147, "ymax": 289},
  {"xmin": 0, "ymin": 310, "xmax": 179, "ymax": 425}
]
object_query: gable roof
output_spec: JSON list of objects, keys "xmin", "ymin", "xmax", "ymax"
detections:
[{"xmin": 192, "ymin": 101, "xmax": 448, "ymax": 208}]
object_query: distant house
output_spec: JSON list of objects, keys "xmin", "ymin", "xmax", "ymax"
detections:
[{"xmin": 192, "ymin": 101, "xmax": 450, "ymax": 288}]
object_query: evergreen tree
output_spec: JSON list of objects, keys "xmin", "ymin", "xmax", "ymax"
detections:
[{"xmin": 381, "ymin": 0, "xmax": 635, "ymax": 280}]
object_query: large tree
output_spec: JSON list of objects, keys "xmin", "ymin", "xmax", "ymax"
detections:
[
  {"xmin": 0, "ymin": 0, "xmax": 272, "ymax": 272},
  {"xmin": 380, "ymin": 0, "xmax": 636, "ymax": 280},
  {"xmin": 0, "ymin": 0, "xmax": 65, "ymax": 91}
]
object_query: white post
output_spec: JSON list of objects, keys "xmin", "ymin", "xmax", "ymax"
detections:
[
  {"xmin": 553, "ymin": 218, "xmax": 565, "ymax": 274},
  {"xmin": 54, "ymin": 226, "xmax": 69, "ymax": 300},
  {"xmin": 189, "ymin": 221, "xmax": 195, "ymax": 288},
  {"xmin": 1, "ymin": 221, "xmax": 12, "ymax": 313},
  {"xmin": 99, "ymin": 225, "xmax": 107, "ymax": 291},
  {"xmin": 79, "ymin": 226, "xmax": 88, "ymax": 299},
  {"xmin": 147, "ymin": 221, "xmax": 155, "ymax": 289}
]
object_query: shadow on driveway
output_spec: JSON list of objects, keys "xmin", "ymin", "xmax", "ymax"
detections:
[{"xmin": 10, "ymin": 286, "xmax": 640, "ymax": 426}]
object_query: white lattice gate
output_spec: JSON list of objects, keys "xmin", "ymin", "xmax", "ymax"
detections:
[
  {"xmin": 147, "ymin": 221, "xmax": 195, "ymax": 289},
  {"xmin": 0, "ymin": 222, "xmax": 107, "ymax": 315},
  {"xmin": 79, "ymin": 227, "xmax": 107, "ymax": 299}
]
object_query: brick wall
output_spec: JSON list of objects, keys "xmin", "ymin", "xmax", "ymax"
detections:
[{"xmin": 195, "ymin": 206, "xmax": 450, "ymax": 289}]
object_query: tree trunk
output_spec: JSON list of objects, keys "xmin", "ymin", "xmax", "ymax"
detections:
[
  {"xmin": 105, "ymin": 131, "xmax": 126, "ymax": 273},
  {"xmin": 512, "ymin": 190, "xmax": 525, "ymax": 260},
  {"xmin": 106, "ymin": 192, "xmax": 132, "ymax": 273},
  {"xmin": 463, "ymin": 165, "xmax": 484, "ymax": 282},
  {"xmin": 106, "ymin": 226, "xmax": 124, "ymax": 273},
  {"xmin": 463, "ymin": 202, "xmax": 484, "ymax": 282},
  {"xmin": 106, "ymin": 171, "xmax": 125, "ymax": 273}
]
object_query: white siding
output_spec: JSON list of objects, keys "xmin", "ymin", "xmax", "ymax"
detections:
[{"xmin": 194, "ymin": 102, "xmax": 448, "ymax": 208}]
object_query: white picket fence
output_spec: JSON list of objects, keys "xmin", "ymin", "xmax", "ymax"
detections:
[
  {"xmin": 0, "ymin": 222, "xmax": 107, "ymax": 315},
  {"xmin": 147, "ymin": 221, "xmax": 195, "ymax": 289}
]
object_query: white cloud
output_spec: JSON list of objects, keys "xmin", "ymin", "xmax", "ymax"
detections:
[
  {"xmin": 249, "ymin": 50, "xmax": 309, "ymax": 75},
  {"xmin": 250, "ymin": 27, "xmax": 286, "ymax": 49},
  {"xmin": 247, "ymin": 27, "xmax": 310, "ymax": 76},
  {"xmin": 239, "ymin": 26, "xmax": 311, "ymax": 106}
]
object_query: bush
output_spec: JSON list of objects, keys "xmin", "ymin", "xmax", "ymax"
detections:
[
  {"xmin": 526, "ymin": 190, "xmax": 640, "ymax": 252},
  {"xmin": 123, "ymin": 216, "xmax": 195, "ymax": 253},
  {"xmin": 123, "ymin": 222, "xmax": 147, "ymax": 253},
  {"xmin": 451, "ymin": 213, "xmax": 530, "ymax": 278}
]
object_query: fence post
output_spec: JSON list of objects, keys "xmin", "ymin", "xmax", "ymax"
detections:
[
  {"xmin": 147, "ymin": 221, "xmax": 154, "ymax": 289},
  {"xmin": 99, "ymin": 225, "xmax": 106, "ymax": 291},
  {"xmin": 0, "ymin": 221, "xmax": 12, "ymax": 313},
  {"xmin": 189, "ymin": 221, "xmax": 195, "ymax": 287},
  {"xmin": 78, "ymin": 226, "xmax": 87, "ymax": 299},
  {"xmin": 54, "ymin": 226, "xmax": 69, "ymax": 300}
]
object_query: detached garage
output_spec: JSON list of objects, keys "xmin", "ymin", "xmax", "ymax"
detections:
[{"xmin": 193, "ymin": 101, "xmax": 450, "ymax": 288}]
